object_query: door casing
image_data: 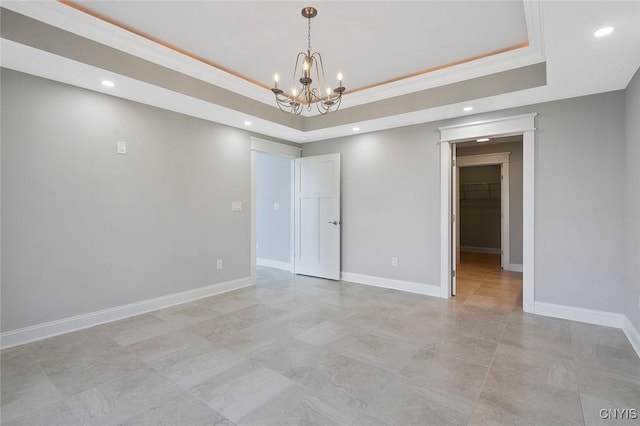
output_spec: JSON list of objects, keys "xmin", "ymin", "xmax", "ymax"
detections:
[{"xmin": 439, "ymin": 113, "xmax": 536, "ymax": 313}]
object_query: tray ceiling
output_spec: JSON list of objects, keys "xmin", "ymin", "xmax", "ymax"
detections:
[{"xmin": 1, "ymin": 1, "xmax": 639, "ymax": 142}]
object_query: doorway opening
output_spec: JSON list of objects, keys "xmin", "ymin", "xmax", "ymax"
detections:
[
  {"xmin": 438, "ymin": 113, "xmax": 536, "ymax": 313},
  {"xmin": 250, "ymin": 138, "xmax": 301, "ymax": 284},
  {"xmin": 453, "ymin": 136, "xmax": 524, "ymax": 310},
  {"xmin": 255, "ymin": 152, "xmax": 294, "ymax": 275}
]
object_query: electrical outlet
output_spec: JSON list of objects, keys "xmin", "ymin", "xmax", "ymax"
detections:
[
  {"xmin": 391, "ymin": 257, "xmax": 398, "ymax": 267},
  {"xmin": 216, "ymin": 259, "xmax": 223, "ymax": 270}
]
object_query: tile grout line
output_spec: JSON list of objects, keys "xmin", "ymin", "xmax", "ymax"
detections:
[{"xmin": 465, "ymin": 306, "xmax": 510, "ymax": 425}]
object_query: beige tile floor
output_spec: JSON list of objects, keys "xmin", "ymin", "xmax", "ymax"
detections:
[{"xmin": 1, "ymin": 261, "xmax": 639, "ymax": 425}]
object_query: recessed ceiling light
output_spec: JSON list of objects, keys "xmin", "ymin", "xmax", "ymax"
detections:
[
  {"xmin": 594, "ymin": 27, "xmax": 614, "ymax": 37},
  {"xmin": 463, "ymin": 106, "xmax": 473, "ymax": 112},
  {"xmin": 101, "ymin": 80, "xmax": 115, "ymax": 88},
  {"xmin": 352, "ymin": 127, "xmax": 360, "ymax": 132},
  {"xmin": 244, "ymin": 121, "xmax": 252, "ymax": 126},
  {"xmin": 477, "ymin": 138, "xmax": 490, "ymax": 142}
]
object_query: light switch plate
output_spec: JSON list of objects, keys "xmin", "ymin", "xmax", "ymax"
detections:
[
  {"xmin": 231, "ymin": 201, "xmax": 242, "ymax": 212},
  {"xmin": 117, "ymin": 141, "xmax": 127, "ymax": 155},
  {"xmin": 273, "ymin": 203, "xmax": 280, "ymax": 211}
]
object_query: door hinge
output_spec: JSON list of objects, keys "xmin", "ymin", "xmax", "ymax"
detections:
[
  {"xmin": 452, "ymin": 270, "xmax": 456, "ymax": 278},
  {"xmin": 452, "ymin": 159, "xmax": 456, "ymax": 167},
  {"xmin": 452, "ymin": 214, "xmax": 456, "ymax": 222}
]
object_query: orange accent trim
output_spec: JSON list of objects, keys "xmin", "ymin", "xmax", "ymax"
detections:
[
  {"xmin": 58, "ymin": 0, "xmax": 272, "ymax": 91},
  {"xmin": 348, "ymin": 41, "xmax": 530, "ymax": 95},
  {"xmin": 58, "ymin": 0, "xmax": 529, "ymax": 97}
]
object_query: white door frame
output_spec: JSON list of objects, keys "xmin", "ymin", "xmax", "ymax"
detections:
[
  {"xmin": 439, "ymin": 113, "xmax": 536, "ymax": 313},
  {"xmin": 250, "ymin": 137, "xmax": 301, "ymax": 284},
  {"xmin": 456, "ymin": 152, "xmax": 511, "ymax": 270}
]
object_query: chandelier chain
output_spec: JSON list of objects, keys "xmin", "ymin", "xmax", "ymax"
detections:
[{"xmin": 307, "ymin": 17, "xmax": 312, "ymax": 51}]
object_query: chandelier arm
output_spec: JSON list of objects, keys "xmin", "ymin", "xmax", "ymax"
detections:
[
  {"xmin": 291, "ymin": 52, "xmax": 307, "ymax": 95},
  {"xmin": 316, "ymin": 100, "xmax": 328, "ymax": 114},
  {"xmin": 334, "ymin": 96, "xmax": 342, "ymax": 110},
  {"xmin": 274, "ymin": 94, "xmax": 303, "ymax": 115},
  {"xmin": 310, "ymin": 52, "xmax": 329, "ymax": 101},
  {"xmin": 310, "ymin": 87, "xmax": 323, "ymax": 103}
]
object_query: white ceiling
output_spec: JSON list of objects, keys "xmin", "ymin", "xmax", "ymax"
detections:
[
  {"xmin": 1, "ymin": 1, "xmax": 639, "ymax": 143},
  {"xmin": 70, "ymin": 1, "xmax": 529, "ymax": 92}
]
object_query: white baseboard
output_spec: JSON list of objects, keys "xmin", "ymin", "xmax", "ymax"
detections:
[
  {"xmin": 534, "ymin": 302, "xmax": 626, "ymax": 328},
  {"xmin": 0, "ymin": 276, "xmax": 254, "ymax": 350},
  {"xmin": 505, "ymin": 263, "xmax": 523, "ymax": 272},
  {"xmin": 340, "ymin": 272, "xmax": 443, "ymax": 298},
  {"xmin": 534, "ymin": 302, "xmax": 640, "ymax": 358},
  {"xmin": 623, "ymin": 317, "xmax": 640, "ymax": 358},
  {"xmin": 460, "ymin": 246, "xmax": 501, "ymax": 254},
  {"xmin": 256, "ymin": 258, "xmax": 292, "ymax": 272}
]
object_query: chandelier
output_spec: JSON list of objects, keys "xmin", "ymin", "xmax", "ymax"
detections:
[{"xmin": 271, "ymin": 7, "xmax": 345, "ymax": 115}]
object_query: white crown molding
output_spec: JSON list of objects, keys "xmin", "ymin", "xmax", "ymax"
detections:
[
  {"xmin": 0, "ymin": 276, "xmax": 254, "ymax": 350},
  {"xmin": 0, "ymin": 39, "xmax": 306, "ymax": 142},
  {"xmin": 3, "ymin": 1, "xmax": 632, "ymax": 144},
  {"xmin": 1, "ymin": 1, "xmax": 276, "ymax": 107},
  {"xmin": 2, "ymin": 0, "xmax": 545, "ymax": 117},
  {"xmin": 524, "ymin": 0, "xmax": 545, "ymax": 57},
  {"xmin": 305, "ymin": 0, "xmax": 546, "ymax": 116},
  {"xmin": 341, "ymin": 272, "xmax": 443, "ymax": 298},
  {"xmin": 339, "ymin": 48, "xmax": 545, "ymax": 112}
]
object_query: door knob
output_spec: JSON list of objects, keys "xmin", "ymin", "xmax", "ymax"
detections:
[{"xmin": 328, "ymin": 220, "xmax": 341, "ymax": 225}]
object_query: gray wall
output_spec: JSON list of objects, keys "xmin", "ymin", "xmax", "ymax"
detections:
[
  {"xmin": 458, "ymin": 165, "xmax": 502, "ymax": 251},
  {"xmin": 2, "ymin": 67, "xmax": 634, "ymax": 332},
  {"xmin": 0, "ymin": 69, "xmax": 263, "ymax": 331},
  {"xmin": 625, "ymin": 67, "xmax": 640, "ymax": 331},
  {"xmin": 458, "ymin": 141, "xmax": 524, "ymax": 264},
  {"xmin": 304, "ymin": 90, "xmax": 626, "ymax": 314},
  {"xmin": 256, "ymin": 152, "xmax": 291, "ymax": 263}
]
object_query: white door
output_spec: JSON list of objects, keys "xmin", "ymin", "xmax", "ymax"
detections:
[{"xmin": 294, "ymin": 154, "xmax": 341, "ymax": 280}]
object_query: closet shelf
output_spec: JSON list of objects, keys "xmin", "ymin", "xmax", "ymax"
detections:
[{"xmin": 460, "ymin": 182, "xmax": 500, "ymax": 201}]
